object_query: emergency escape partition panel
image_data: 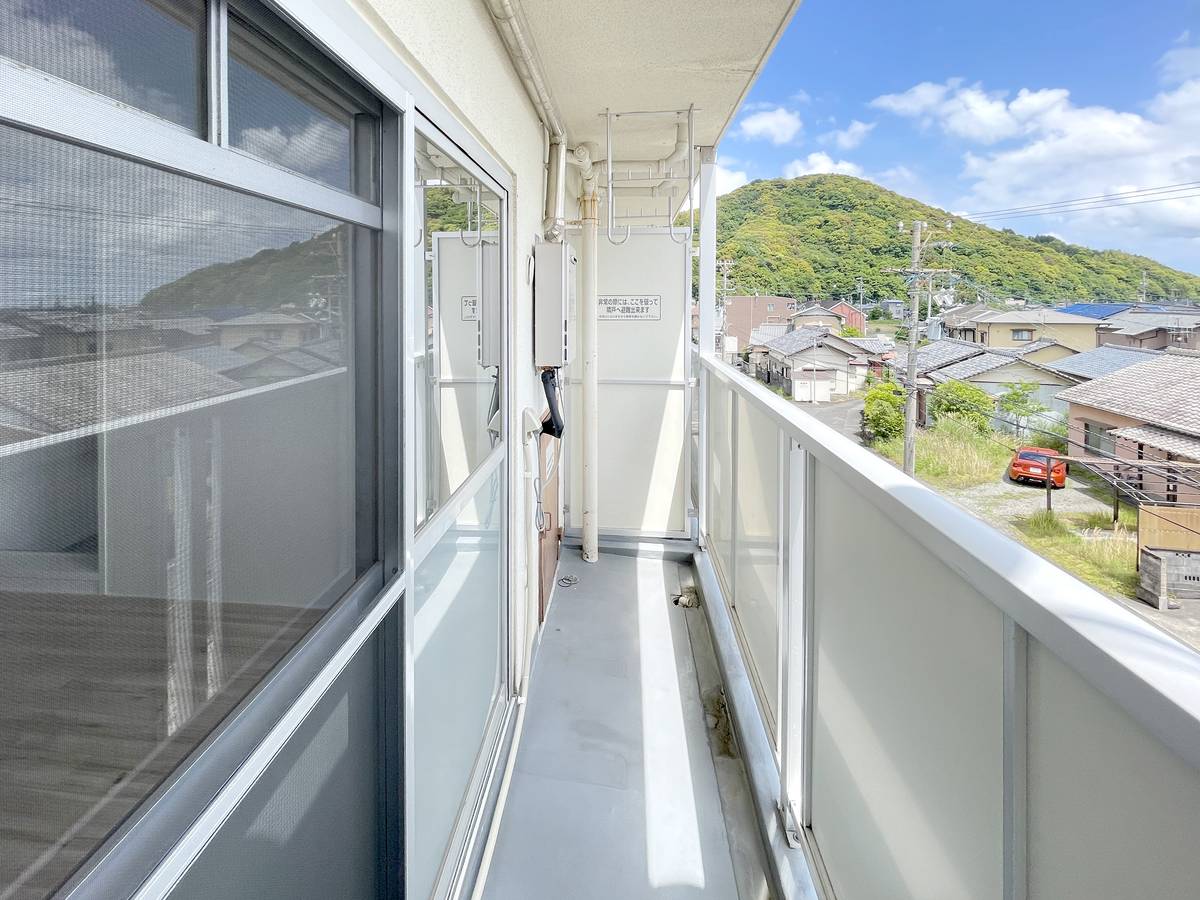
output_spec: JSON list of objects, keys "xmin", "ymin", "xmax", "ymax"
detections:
[{"xmin": 566, "ymin": 228, "xmax": 691, "ymax": 538}]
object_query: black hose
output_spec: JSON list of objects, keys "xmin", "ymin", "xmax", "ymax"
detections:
[{"xmin": 540, "ymin": 369, "xmax": 565, "ymax": 439}]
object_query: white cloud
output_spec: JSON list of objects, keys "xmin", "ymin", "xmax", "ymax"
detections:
[
  {"xmin": 871, "ymin": 78, "xmax": 1075, "ymax": 144},
  {"xmin": 792, "ymin": 89, "xmax": 812, "ymax": 104},
  {"xmin": 715, "ymin": 163, "xmax": 749, "ymax": 195},
  {"xmin": 1159, "ymin": 44, "xmax": 1200, "ymax": 85},
  {"xmin": 931, "ymin": 79, "xmax": 1200, "ymax": 257},
  {"xmin": 737, "ymin": 107, "xmax": 802, "ymax": 144},
  {"xmin": 820, "ymin": 119, "xmax": 876, "ymax": 150},
  {"xmin": 237, "ymin": 120, "xmax": 349, "ymax": 180},
  {"xmin": 784, "ymin": 152, "xmax": 863, "ymax": 178}
]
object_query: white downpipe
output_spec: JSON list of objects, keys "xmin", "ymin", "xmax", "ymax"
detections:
[{"xmin": 580, "ymin": 189, "xmax": 600, "ymax": 562}]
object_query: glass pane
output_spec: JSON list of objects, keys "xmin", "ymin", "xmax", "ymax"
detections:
[
  {"xmin": 0, "ymin": 123, "xmax": 374, "ymax": 897},
  {"xmin": 734, "ymin": 399, "xmax": 780, "ymax": 729},
  {"xmin": 0, "ymin": 0, "xmax": 204, "ymax": 132},
  {"xmin": 706, "ymin": 375, "xmax": 734, "ymax": 587},
  {"xmin": 228, "ymin": 10, "xmax": 377, "ymax": 197},
  {"xmin": 413, "ymin": 466, "xmax": 503, "ymax": 898},
  {"xmin": 415, "ymin": 132, "xmax": 503, "ymax": 528}
]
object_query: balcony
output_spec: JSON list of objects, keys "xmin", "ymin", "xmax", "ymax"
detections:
[{"xmin": 472, "ymin": 353, "xmax": 1200, "ymax": 899}]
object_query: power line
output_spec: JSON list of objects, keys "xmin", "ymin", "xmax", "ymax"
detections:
[
  {"xmin": 965, "ymin": 181, "xmax": 1200, "ymax": 218},
  {"xmin": 968, "ymin": 191, "xmax": 1200, "ymax": 225}
]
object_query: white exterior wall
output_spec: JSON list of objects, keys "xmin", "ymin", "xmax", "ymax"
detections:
[{"xmin": 356, "ymin": 0, "xmax": 548, "ymax": 572}]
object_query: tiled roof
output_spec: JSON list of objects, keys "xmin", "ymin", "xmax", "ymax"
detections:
[
  {"xmin": 1110, "ymin": 425, "xmax": 1200, "ymax": 460},
  {"xmin": 747, "ymin": 324, "xmax": 790, "ymax": 347},
  {"xmin": 927, "ymin": 352, "xmax": 1019, "ymax": 381},
  {"xmin": 889, "ymin": 339, "xmax": 984, "ymax": 375},
  {"xmin": 841, "ymin": 337, "xmax": 891, "ymax": 354},
  {"xmin": 1045, "ymin": 344, "xmax": 1161, "ymax": 379},
  {"xmin": 0, "ymin": 323, "xmax": 37, "ymax": 340},
  {"xmin": 214, "ymin": 312, "xmax": 312, "ymax": 327},
  {"xmin": 763, "ymin": 326, "xmax": 833, "ymax": 356},
  {"xmin": 1057, "ymin": 351, "xmax": 1200, "ymax": 437},
  {"xmin": 175, "ymin": 345, "xmax": 257, "ymax": 374},
  {"xmin": 791, "ymin": 303, "xmax": 845, "ymax": 319},
  {"xmin": 1000, "ymin": 338, "xmax": 1059, "ymax": 356},
  {"xmin": 1097, "ymin": 310, "xmax": 1200, "ymax": 336},
  {"xmin": 0, "ymin": 352, "xmax": 243, "ymax": 442}
]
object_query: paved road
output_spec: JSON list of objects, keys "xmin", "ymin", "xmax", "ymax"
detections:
[{"xmin": 802, "ymin": 397, "xmax": 865, "ymax": 444}]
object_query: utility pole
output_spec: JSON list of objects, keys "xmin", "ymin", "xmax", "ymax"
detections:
[
  {"xmin": 904, "ymin": 222, "xmax": 923, "ymax": 476},
  {"xmin": 886, "ymin": 221, "xmax": 954, "ymax": 477},
  {"xmin": 856, "ymin": 276, "xmax": 865, "ymax": 307},
  {"xmin": 1140, "ymin": 269, "xmax": 1148, "ymax": 304}
]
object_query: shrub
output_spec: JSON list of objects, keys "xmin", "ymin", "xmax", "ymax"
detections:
[
  {"xmin": 840, "ymin": 325, "xmax": 864, "ymax": 338},
  {"xmin": 863, "ymin": 380, "xmax": 905, "ymax": 441},
  {"xmin": 928, "ymin": 380, "xmax": 992, "ymax": 434}
]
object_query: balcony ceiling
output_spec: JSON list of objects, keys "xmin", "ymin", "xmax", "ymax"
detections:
[{"xmin": 516, "ymin": 0, "xmax": 801, "ymax": 160}]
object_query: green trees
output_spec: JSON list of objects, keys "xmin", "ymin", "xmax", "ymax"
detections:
[
  {"xmin": 840, "ymin": 325, "xmax": 864, "ymax": 337},
  {"xmin": 928, "ymin": 380, "xmax": 993, "ymax": 434},
  {"xmin": 863, "ymin": 380, "xmax": 905, "ymax": 441},
  {"xmin": 715, "ymin": 175, "xmax": 1200, "ymax": 303}
]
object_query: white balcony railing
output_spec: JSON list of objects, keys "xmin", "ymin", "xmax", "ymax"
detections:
[{"xmin": 696, "ymin": 353, "xmax": 1200, "ymax": 900}]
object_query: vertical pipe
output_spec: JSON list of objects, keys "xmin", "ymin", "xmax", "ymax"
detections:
[
  {"xmin": 697, "ymin": 147, "xmax": 716, "ymax": 543},
  {"xmin": 903, "ymin": 222, "xmax": 923, "ymax": 476},
  {"xmin": 580, "ymin": 188, "xmax": 600, "ymax": 562},
  {"xmin": 698, "ymin": 147, "xmax": 717, "ymax": 357}
]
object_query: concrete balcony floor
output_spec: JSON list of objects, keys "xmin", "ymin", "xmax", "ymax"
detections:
[{"xmin": 483, "ymin": 552, "xmax": 769, "ymax": 899}]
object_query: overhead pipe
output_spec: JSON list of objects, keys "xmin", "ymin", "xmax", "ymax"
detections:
[
  {"xmin": 543, "ymin": 138, "xmax": 567, "ymax": 240},
  {"xmin": 484, "ymin": 0, "xmax": 565, "ymax": 139}
]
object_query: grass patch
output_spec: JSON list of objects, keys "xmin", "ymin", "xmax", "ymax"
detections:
[
  {"xmin": 1014, "ymin": 510, "xmax": 1138, "ymax": 599},
  {"xmin": 875, "ymin": 419, "xmax": 1012, "ymax": 489},
  {"xmin": 1071, "ymin": 506, "xmax": 1138, "ymax": 531}
]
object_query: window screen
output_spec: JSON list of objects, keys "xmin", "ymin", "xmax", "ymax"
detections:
[
  {"xmin": 228, "ymin": 7, "xmax": 378, "ymax": 197},
  {"xmin": 0, "ymin": 122, "xmax": 376, "ymax": 896},
  {"xmin": 0, "ymin": 0, "xmax": 205, "ymax": 132}
]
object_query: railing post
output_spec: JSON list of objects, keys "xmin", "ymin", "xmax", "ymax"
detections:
[
  {"xmin": 1003, "ymin": 616, "xmax": 1028, "ymax": 900},
  {"xmin": 781, "ymin": 441, "xmax": 814, "ymax": 835}
]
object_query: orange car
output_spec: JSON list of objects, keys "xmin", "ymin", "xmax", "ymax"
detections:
[{"xmin": 1009, "ymin": 446, "xmax": 1067, "ymax": 488}]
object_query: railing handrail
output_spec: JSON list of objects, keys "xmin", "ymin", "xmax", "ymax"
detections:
[{"xmin": 700, "ymin": 351, "xmax": 1200, "ymax": 771}]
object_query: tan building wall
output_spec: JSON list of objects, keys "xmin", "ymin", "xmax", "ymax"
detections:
[
  {"xmin": 1066, "ymin": 402, "xmax": 1200, "ymax": 504},
  {"xmin": 979, "ymin": 320, "xmax": 1100, "ymax": 352}
]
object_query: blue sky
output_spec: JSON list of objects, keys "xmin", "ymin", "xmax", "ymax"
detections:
[{"xmin": 720, "ymin": 0, "xmax": 1200, "ymax": 274}]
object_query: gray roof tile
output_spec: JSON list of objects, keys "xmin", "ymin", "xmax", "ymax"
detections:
[{"xmin": 1057, "ymin": 351, "xmax": 1200, "ymax": 437}]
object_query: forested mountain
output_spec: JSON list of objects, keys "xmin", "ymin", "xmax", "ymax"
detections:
[
  {"xmin": 140, "ymin": 227, "xmax": 347, "ymax": 312},
  {"xmin": 715, "ymin": 175, "xmax": 1200, "ymax": 303}
]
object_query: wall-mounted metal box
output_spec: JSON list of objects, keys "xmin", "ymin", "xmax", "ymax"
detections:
[{"xmin": 534, "ymin": 241, "xmax": 576, "ymax": 368}]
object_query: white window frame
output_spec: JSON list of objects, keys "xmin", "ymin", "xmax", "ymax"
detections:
[{"xmin": 0, "ymin": 1, "xmax": 519, "ymax": 897}]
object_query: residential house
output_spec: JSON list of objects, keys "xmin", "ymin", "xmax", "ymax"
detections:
[
  {"xmin": 788, "ymin": 302, "xmax": 845, "ymax": 331},
  {"xmin": 213, "ymin": 312, "xmax": 323, "ymax": 350},
  {"xmin": 760, "ymin": 327, "xmax": 886, "ymax": 401},
  {"xmin": 1057, "ymin": 349, "xmax": 1200, "ymax": 503},
  {"xmin": 942, "ymin": 302, "xmax": 998, "ymax": 342},
  {"xmin": 817, "ymin": 298, "xmax": 866, "ymax": 333},
  {"xmin": 925, "ymin": 350, "xmax": 1082, "ymax": 414},
  {"xmin": 960, "ymin": 308, "xmax": 1102, "ymax": 352},
  {"xmin": 1095, "ymin": 307, "xmax": 1200, "ymax": 351},
  {"xmin": 1045, "ymin": 344, "xmax": 1163, "ymax": 382},
  {"xmin": 877, "ymin": 298, "xmax": 907, "ymax": 318},
  {"xmin": 721, "ymin": 294, "xmax": 794, "ymax": 353}
]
